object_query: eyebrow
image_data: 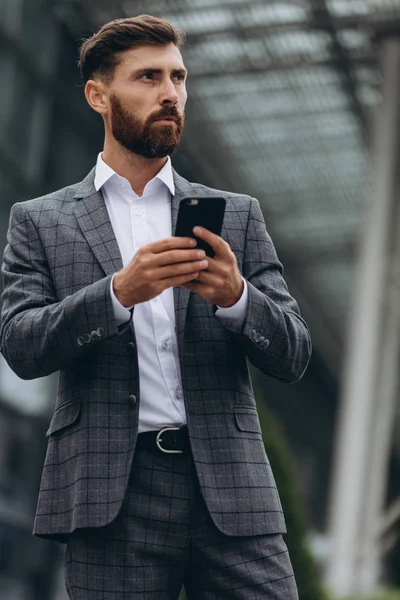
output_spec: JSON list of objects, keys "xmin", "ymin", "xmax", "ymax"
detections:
[{"xmin": 132, "ymin": 67, "xmax": 188, "ymax": 78}]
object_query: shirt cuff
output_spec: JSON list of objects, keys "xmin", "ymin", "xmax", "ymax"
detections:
[
  {"xmin": 110, "ymin": 273, "xmax": 134, "ymax": 326},
  {"xmin": 214, "ymin": 277, "xmax": 248, "ymax": 330}
]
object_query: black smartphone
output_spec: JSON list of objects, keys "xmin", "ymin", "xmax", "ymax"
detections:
[{"xmin": 175, "ymin": 197, "xmax": 226, "ymax": 257}]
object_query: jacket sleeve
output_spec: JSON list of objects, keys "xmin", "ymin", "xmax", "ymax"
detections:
[
  {"xmin": 216, "ymin": 197, "xmax": 312, "ymax": 383},
  {"xmin": 0, "ymin": 202, "xmax": 132, "ymax": 380}
]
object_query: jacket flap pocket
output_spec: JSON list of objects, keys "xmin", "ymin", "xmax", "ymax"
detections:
[
  {"xmin": 233, "ymin": 405, "xmax": 261, "ymax": 434},
  {"xmin": 46, "ymin": 396, "xmax": 81, "ymax": 437}
]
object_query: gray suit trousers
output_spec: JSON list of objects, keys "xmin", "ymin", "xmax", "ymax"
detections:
[{"xmin": 64, "ymin": 446, "xmax": 299, "ymax": 600}]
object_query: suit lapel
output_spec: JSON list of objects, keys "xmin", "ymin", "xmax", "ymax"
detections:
[
  {"xmin": 72, "ymin": 168, "xmax": 123, "ymax": 276},
  {"xmin": 171, "ymin": 170, "xmax": 194, "ymax": 360}
]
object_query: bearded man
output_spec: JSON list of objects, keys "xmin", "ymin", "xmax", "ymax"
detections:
[{"xmin": 0, "ymin": 14, "xmax": 311, "ymax": 600}]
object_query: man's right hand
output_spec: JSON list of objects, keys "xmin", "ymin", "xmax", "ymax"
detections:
[{"xmin": 112, "ymin": 237, "xmax": 209, "ymax": 307}]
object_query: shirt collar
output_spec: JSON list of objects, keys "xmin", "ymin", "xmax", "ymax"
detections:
[{"xmin": 94, "ymin": 152, "xmax": 175, "ymax": 196}]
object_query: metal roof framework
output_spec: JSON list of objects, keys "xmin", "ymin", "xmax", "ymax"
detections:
[{"xmin": 57, "ymin": 0, "xmax": 400, "ymax": 376}]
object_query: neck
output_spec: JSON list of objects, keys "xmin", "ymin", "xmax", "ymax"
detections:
[{"xmin": 102, "ymin": 137, "xmax": 168, "ymax": 197}]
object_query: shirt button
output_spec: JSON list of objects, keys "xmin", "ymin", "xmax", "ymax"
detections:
[
  {"xmin": 135, "ymin": 210, "xmax": 143, "ymax": 216},
  {"xmin": 161, "ymin": 340, "xmax": 169, "ymax": 350},
  {"xmin": 128, "ymin": 395, "xmax": 137, "ymax": 405},
  {"xmin": 175, "ymin": 387, "xmax": 183, "ymax": 400},
  {"xmin": 153, "ymin": 297, "xmax": 158, "ymax": 303}
]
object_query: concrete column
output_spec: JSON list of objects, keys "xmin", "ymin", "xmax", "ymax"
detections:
[{"xmin": 325, "ymin": 38, "xmax": 400, "ymax": 596}]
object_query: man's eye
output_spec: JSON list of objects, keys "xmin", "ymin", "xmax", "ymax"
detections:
[
  {"xmin": 174, "ymin": 74, "xmax": 185, "ymax": 81},
  {"xmin": 140, "ymin": 73, "xmax": 153, "ymax": 80}
]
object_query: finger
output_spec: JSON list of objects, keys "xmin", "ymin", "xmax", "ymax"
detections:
[
  {"xmin": 151, "ymin": 236, "xmax": 197, "ymax": 254},
  {"xmin": 180, "ymin": 282, "xmax": 197, "ymax": 292},
  {"xmin": 157, "ymin": 258, "xmax": 208, "ymax": 279},
  {"xmin": 163, "ymin": 271, "xmax": 200, "ymax": 289},
  {"xmin": 185, "ymin": 256, "xmax": 220, "ymax": 284},
  {"xmin": 190, "ymin": 269, "xmax": 215, "ymax": 284},
  {"xmin": 199, "ymin": 256, "xmax": 217, "ymax": 271},
  {"xmin": 193, "ymin": 227, "xmax": 227, "ymax": 256},
  {"xmin": 154, "ymin": 248, "xmax": 207, "ymax": 268},
  {"xmin": 180, "ymin": 280, "xmax": 204, "ymax": 292}
]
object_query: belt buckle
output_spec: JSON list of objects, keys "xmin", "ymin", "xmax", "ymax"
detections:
[{"xmin": 156, "ymin": 427, "xmax": 184, "ymax": 454}]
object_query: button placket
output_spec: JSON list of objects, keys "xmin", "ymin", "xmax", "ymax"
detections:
[
  {"xmin": 151, "ymin": 299, "xmax": 185, "ymax": 419},
  {"xmin": 130, "ymin": 203, "xmax": 147, "ymax": 249},
  {"xmin": 119, "ymin": 188, "xmax": 187, "ymax": 428}
]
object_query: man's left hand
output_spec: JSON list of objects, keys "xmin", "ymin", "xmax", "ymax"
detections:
[{"xmin": 180, "ymin": 227, "xmax": 244, "ymax": 308}]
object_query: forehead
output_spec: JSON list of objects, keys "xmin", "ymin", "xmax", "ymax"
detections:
[{"xmin": 116, "ymin": 43, "xmax": 186, "ymax": 74}]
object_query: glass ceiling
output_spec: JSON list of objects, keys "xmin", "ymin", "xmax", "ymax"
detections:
[{"xmin": 74, "ymin": 0, "xmax": 397, "ymax": 374}]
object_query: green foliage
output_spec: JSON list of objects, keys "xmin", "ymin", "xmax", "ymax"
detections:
[
  {"xmin": 254, "ymin": 385, "xmax": 329, "ymax": 600},
  {"xmin": 181, "ymin": 585, "xmax": 400, "ymax": 600},
  {"xmin": 386, "ymin": 518, "xmax": 400, "ymax": 586},
  {"xmin": 336, "ymin": 590, "xmax": 400, "ymax": 600}
]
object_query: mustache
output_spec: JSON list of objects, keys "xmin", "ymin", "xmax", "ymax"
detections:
[{"xmin": 150, "ymin": 107, "xmax": 183, "ymax": 122}]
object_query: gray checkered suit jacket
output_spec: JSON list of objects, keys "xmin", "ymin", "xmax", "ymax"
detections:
[{"xmin": 0, "ymin": 167, "xmax": 311, "ymax": 544}]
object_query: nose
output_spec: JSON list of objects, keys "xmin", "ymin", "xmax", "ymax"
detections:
[{"xmin": 159, "ymin": 77, "xmax": 179, "ymax": 106}]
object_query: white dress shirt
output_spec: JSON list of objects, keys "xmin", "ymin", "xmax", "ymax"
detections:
[{"xmin": 94, "ymin": 153, "xmax": 248, "ymax": 432}]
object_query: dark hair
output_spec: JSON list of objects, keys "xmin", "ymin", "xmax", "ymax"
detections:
[{"xmin": 78, "ymin": 14, "xmax": 186, "ymax": 83}]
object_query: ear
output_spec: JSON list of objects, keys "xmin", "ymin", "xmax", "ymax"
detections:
[{"xmin": 85, "ymin": 79, "xmax": 108, "ymax": 115}]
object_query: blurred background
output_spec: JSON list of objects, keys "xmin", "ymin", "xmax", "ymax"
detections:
[{"xmin": 1, "ymin": 0, "xmax": 400, "ymax": 599}]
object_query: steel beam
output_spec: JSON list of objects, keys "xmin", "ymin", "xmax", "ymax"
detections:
[
  {"xmin": 325, "ymin": 38, "xmax": 400, "ymax": 596},
  {"xmin": 310, "ymin": 0, "xmax": 368, "ymax": 138},
  {"xmin": 183, "ymin": 54, "xmax": 375, "ymax": 79}
]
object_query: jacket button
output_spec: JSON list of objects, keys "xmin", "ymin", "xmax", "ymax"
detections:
[
  {"xmin": 251, "ymin": 329, "xmax": 257, "ymax": 340},
  {"xmin": 84, "ymin": 333, "xmax": 91, "ymax": 344},
  {"xmin": 77, "ymin": 336, "xmax": 85, "ymax": 346},
  {"xmin": 263, "ymin": 339, "xmax": 270, "ymax": 348},
  {"xmin": 90, "ymin": 330, "xmax": 99, "ymax": 341},
  {"xmin": 128, "ymin": 394, "xmax": 137, "ymax": 405},
  {"xmin": 97, "ymin": 327, "xmax": 105, "ymax": 337},
  {"xmin": 128, "ymin": 342, "xmax": 135, "ymax": 351}
]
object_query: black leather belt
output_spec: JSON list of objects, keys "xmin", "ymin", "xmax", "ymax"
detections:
[{"xmin": 136, "ymin": 426, "xmax": 190, "ymax": 454}]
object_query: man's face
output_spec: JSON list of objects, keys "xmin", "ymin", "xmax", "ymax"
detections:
[{"xmin": 106, "ymin": 43, "xmax": 187, "ymax": 158}]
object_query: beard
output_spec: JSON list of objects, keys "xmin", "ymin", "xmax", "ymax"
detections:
[{"xmin": 110, "ymin": 94, "xmax": 185, "ymax": 159}]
